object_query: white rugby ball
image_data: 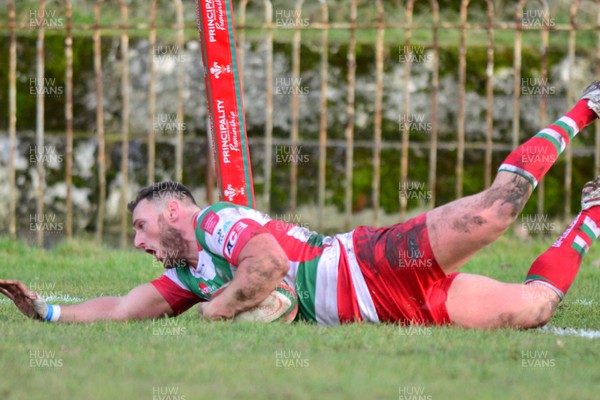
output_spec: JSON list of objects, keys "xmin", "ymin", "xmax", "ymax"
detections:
[{"xmin": 212, "ymin": 282, "xmax": 298, "ymax": 323}]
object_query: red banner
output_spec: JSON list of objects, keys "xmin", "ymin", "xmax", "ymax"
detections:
[{"xmin": 195, "ymin": 0, "xmax": 255, "ymax": 208}]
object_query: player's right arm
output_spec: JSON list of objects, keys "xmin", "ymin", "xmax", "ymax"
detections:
[
  {"xmin": 59, "ymin": 283, "xmax": 174, "ymax": 322},
  {"xmin": 0, "ymin": 279, "xmax": 174, "ymax": 322}
]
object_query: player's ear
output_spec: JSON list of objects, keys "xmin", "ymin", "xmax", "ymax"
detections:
[{"xmin": 165, "ymin": 199, "xmax": 180, "ymax": 222}]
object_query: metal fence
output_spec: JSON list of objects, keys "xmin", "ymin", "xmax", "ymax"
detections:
[{"xmin": 3, "ymin": 0, "xmax": 600, "ymax": 247}]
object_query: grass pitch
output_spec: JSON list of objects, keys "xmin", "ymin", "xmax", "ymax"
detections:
[{"xmin": 0, "ymin": 234, "xmax": 599, "ymax": 400}]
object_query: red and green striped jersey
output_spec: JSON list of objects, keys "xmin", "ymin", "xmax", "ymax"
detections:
[{"xmin": 151, "ymin": 202, "xmax": 380, "ymax": 325}]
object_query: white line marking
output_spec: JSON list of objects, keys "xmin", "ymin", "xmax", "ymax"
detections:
[
  {"xmin": 571, "ymin": 299, "xmax": 593, "ymax": 306},
  {"xmin": 540, "ymin": 326, "xmax": 600, "ymax": 339}
]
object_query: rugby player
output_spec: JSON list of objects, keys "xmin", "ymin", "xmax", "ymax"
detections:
[{"xmin": 2, "ymin": 81, "xmax": 600, "ymax": 328}]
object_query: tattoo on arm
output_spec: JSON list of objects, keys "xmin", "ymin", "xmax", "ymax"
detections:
[{"xmin": 235, "ymin": 287, "xmax": 258, "ymax": 302}]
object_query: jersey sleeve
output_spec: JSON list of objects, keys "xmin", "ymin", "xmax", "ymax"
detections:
[
  {"xmin": 195, "ymin": 202, "xmax": 270, "ymax": 266},
  {"xmin": 150, "ymin": 272, "xmax": 203, "ymax": 316}
]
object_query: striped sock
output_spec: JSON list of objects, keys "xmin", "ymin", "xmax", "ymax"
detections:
[
  {"xmin": 498, "ymin": 100, "xmax": 597, "ymax": 189},
  {"xmin": 525, "ymin": 207, "xmax": 600, "ymax": 299}
]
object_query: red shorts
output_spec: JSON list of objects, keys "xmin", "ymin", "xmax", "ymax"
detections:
[{"xmin": 352, "ymin": 212, "xmax": 459, "ymax": 325}]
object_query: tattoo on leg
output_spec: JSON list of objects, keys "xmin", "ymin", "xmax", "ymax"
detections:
[
  {"xmin": 482, "ymin": 176, "xmax": 531, "ymax": 218},
  {"xmin": 503, "ymin": 176, "xmax": 531, "ymax": 217}
]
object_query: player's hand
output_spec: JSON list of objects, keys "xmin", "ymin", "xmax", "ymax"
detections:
[
  {"xmin": 198, "ymin": 301, "xmax": 233, "ymax": 321},
  {"xmin": 198, "ymin": 283, "xmax": 235, "ymax": 320},
  {"xmin": 197, "ymin": 302, "xmax": 211, "ymax": 319},
  {"xmin": 0, "ymin": 279, "xmax": 44, "ymax": 320}
]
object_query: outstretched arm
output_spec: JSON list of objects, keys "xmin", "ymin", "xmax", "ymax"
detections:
[
  {"xmin": 59, "ymin": 283, "xmax": 174, "ymax": 322},
  {"xmin": 0, "ymin": 280, "xmax": 173, "ymax": 322}
]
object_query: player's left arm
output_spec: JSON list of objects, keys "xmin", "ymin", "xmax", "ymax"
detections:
[{"xmin": 200, "ymin": 232, "xmax": 290, "ymax": 320}]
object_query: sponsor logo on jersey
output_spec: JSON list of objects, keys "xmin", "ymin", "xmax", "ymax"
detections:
[
  {"xmin": 224, "ymin": 221, "xmax": 248, "ymax": 258},
  {"xmin": 198, "ymin": 282, "xmax": 211, "ymax": 296},
  {"xmin": 216, "ymin": 228, "xmax": 225, "ymax": 245},
  {"xmin": 201, "ymin": 211, "xmax": 219, "ymax": 234}
]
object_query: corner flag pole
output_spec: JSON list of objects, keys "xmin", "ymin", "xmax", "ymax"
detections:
[{"xmin": 195, "ymin": 0, "xmax": 255, "ymax": 208}]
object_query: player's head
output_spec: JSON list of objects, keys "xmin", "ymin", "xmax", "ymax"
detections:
[
  {"xmin": 127, "ymin": 182, "xmax": 197, "ymax": 213},
  {"xmin": 128, "ymin": 182, "xmax": 199, "ymax": 269}
]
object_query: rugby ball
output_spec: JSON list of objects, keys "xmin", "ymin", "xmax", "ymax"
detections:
[{"xmin": 212, "ymin": 281, "xmax": 298, "ymax": 323}]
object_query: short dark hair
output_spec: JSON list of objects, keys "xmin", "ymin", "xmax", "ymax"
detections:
[{"xmin": 127, "ymin": 182, "xmax": 197, "ymax": 213}]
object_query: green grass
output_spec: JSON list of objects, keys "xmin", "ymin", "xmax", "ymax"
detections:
[{"xmin": 0, "ymin": 233, "xmax": 599, "ymax": 400}]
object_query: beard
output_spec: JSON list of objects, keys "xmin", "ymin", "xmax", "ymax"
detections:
[{"xmin": 157, "ymin": 215, "xmax": 189, "ymax": 269}]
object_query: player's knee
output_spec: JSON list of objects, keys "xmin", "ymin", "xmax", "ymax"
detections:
[
  {"xmin": 483, "ymin": 179, "xmax": 531, "ymax": 228},
  {"xmin": 474, "ymin": 199, "xmax": 520, "ymax": 242},
  {"xmin": 515, "ymin": 298, "xmax": 555, "ymax": 329},
  {"xmin": 527, "ymin": 300, "xmax": 554, "ymax": 328},
  {"xmin": 475, "ymin": 205, "xmax": 514, "ymax": 243},
  {"xmin": 495, "ymin": 202, "xmax": 520, "ymax": 230}
]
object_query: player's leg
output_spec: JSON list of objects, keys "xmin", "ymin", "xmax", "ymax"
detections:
[
  {"xmin": 444, "ymin": 176, "xmax": 600, "ymax": 328},
  {"xmin": 427, "ymin": 172, "xmax": 530, "ymax": 274},
  {"xmin": 445, "ymin": 274, "xmax": 558, "ymax": 329},
  {"xmin": 524, "ymin": 176, "xmax": 600, "ymax": 298},
  {"xmin": 428, "ymin": 82, "xmax": 600, "ymax": 274}
]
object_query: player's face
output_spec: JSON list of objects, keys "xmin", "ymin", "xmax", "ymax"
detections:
[
  {"xmin": 132, "ymin": 199, "xmax": 189, "ymax": 269},
  {"xmin": 156, "ymin": 215, "xmax": 189, "ymax": 269},
  {"xmin": 132, "ymin": 200, "xmax": 161, "ymax": 254}
]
